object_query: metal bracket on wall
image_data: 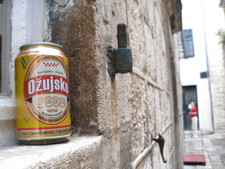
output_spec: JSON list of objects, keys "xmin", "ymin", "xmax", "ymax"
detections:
[
  {"xmin": 152, "ymin": 134, "xmax": 167, "ymax": 163},
  {"xmin": 107, "ymin": 23, "xmax": 133, "ymax": 81}
]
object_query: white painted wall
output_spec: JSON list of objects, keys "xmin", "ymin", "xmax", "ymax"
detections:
[{"xmin": 181, "ymin": 0, "xmax": 225, "ymax": 132}]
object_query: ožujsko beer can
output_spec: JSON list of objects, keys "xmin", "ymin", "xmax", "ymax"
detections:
[{"xmin": 15, "ymin": 42, "xmax": 71, "ymax": 144}]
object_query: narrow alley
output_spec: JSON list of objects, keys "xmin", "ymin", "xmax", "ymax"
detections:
[{"xmin": 183, "ymin": 131, "xmax": 225, "ymax": 169}]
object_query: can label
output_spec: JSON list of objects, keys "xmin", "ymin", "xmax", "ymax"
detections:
[
  {"xmin": 24, "ymin": 55, "xmax": 69, "ymax": 125},
  {"xmin": 16, "ymin": 49, "xmax": 71, "ymax": 140}
]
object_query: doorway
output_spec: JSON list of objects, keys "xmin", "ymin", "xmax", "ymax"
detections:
[{"xmin": 182, "ymin": 85, "xmax": 199, "ymax": 130}]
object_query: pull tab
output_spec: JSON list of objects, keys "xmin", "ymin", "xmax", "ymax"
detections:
[{"xmin": 152, "ymin": 134, "xmax": 167, "ymax": 163}]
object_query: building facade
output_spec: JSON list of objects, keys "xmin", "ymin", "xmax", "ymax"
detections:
[
  {"xmin": 181, "ymin": 0, "xmax": 225, "ymax": 132},
  {"xmin": 0, "ymin": 0, "xmax": 183, "ymax": 168}
]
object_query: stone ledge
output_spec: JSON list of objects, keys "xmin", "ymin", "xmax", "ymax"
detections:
[
  {"xmin": 0, "ymin": 96, "xmax": 17, "ymax": 147},
  {"xmin": 0, "ymin": 135, "xmax": 102, "ymax": 169},
  {"xmin": 0, "ymin": 96, "xmax": 16, "ymax": 121}
]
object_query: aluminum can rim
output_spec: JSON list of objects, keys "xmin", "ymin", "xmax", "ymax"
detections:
[{"xmin": 20, "ymin": 42, "xmax": 62, "ymax": 50}]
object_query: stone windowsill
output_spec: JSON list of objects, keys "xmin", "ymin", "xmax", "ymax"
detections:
[
  {"xmin": 0, "ymin": 96, "xmax": 16, "ymax": 121},
  {"xmin": 0, "ymin": 96, "xmax": 102, "ymax": 169},
  {"xmin": 0, "ymin": 135, "xmax": 102, "ymax": 169}
]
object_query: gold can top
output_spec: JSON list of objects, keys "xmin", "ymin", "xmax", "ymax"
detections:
[{"xmin": 20, "ymin": 42, "xmax": 62, "ymax": 51}]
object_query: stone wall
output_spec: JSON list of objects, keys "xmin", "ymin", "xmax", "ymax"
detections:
[
  {"xmin": 208, "ymin": 43, "xmax": 225, "ymax": 131},
  {"xmin": 49, "ymin": 0, "xmax": 183, "ymax": 168}
]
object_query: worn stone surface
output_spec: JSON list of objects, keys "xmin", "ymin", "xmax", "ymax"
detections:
[
  {"xmin": 43, "ymin": 0, "xmax": 182, "ymax": 168},
  {"xmin": 95, "ymin": 1, "xmax": 131, "ymax": 168},
  {"xmin": 209, "ymin": 44, "xmax": 225, "ymax": 131},
  {"xmin": 50, "ymin": 0, "xmax": 99, "ymax": 134},
  {"xmin": 95, "ymin": 0, "xmax": 181, "ymax": 168},
  {"xmin": 54, "ymin": 0, "xmax": 69, "ymax": 7},
  {"xmin": 208, "ymin": 44, "xmax": 225, "ymax": 131},
  {"xmin": 0, "ymin": 136, "xmax": 108, "ymax": 169},
  {"xmin": 183, "ymin": 132, "xmax": 225, "ymax": 169}
]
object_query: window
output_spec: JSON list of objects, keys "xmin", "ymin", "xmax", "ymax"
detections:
[
  {"xmin": 0, "ymin": 0, "xmax": 44, "ymax": 96},
  {"xmin": 0, "ymin": 1, "xmax": 2, "ymax": 92},
  {"xmin": 200, "ymin": 71, "xmax": 208, "ymax": 79},
  {"xmin": 0, "ymin": 0, "xmax": 45, "ymax": 147},
  {"xmin": 182, "ymin": 29, "xmax": 195, "ymax": 58},
  {"xmin": 0, "ymin": 0, "xmax": 11, "ymax": 95}
]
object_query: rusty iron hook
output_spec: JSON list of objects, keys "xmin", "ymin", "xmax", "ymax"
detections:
[{"xmin": 152, "ymin": 134, "xmax": 167, "ymax": 163}]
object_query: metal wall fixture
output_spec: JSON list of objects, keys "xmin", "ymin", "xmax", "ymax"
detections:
[
  {"xmin": 152, "ymin": 134, "xmax": 167, "ymax": 163},
  {"xmin": 131, "ymin": 122, "xmax": 171, "ymax": 168},
  {"xmin": 107, "ymin": 23, "xmax": 133, "ymax": 80}
]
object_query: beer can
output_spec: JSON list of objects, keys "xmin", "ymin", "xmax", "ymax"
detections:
[{"xmin": 15, "ymin": 42, "xmax": 71, "ymax": 144}]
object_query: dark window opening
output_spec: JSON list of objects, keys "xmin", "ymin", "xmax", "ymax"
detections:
[
  {"xmin": 0, "ymin": 36, "xmax": 2, "ymax": 92},
  {"xmin": 0, "ymin": 2, "xmax": 2, "ymax": 92},
  {"xmin": 0, "ymin": 0, "xmax": 12, "ymax": 94},
  {"xmin": 200, "ymin": 71, "xmax": 208, "ymax": 79},
  {"xmin": 182, "ymin": 29, "xmax": 195, "ymax": 58}
]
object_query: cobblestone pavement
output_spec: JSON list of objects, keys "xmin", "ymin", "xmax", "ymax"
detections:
[{"xmin": 183, "ymin": 131, "xmax": 225, "ymax": 169}]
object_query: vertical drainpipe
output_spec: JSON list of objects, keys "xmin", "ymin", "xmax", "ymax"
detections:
[
  {"xmin": 200, "ymin": 0, "xmax": 215, "ymax": 132},
  {"xmin": 170, "ymin": 50, "xmax": 181, "ymax": 169},
  {"xmin": 169, "ymin": 8, "xmax": 183, "ymax": 168},
  {"xmin": 169, "ymin": 17, "xmax": 181, "ymax": 168}
]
